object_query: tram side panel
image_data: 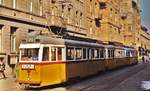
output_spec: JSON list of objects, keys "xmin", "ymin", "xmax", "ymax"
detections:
[
  {"xmin": 40, "ymin": 63, "xmax": 66, "ymax": 86},
  {"xmin": 65, "ymin": 60, "xmax": 106, "ymax": 80}
]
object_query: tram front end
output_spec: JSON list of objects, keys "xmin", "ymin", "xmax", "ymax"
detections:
[{"xmin": 16, "ymin": 44, "xmax": 42, "ymax": 87}]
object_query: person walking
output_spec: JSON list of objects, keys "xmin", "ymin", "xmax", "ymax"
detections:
[
  {"xmin": 142, "ymin": 56, "xmax": 145, "ymax": 63},
  {"xmin": 0, "ymin": 60, "xmax": 6, "ymax": 78}
]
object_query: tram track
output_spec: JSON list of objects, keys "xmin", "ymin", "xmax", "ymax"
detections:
[{"xmin": 67, "ymin": 63, "xmax": 149, "ymax": 91}]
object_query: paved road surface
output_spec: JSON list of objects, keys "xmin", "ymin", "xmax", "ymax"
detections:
[{"xmin": 0, "ymin": 62, "xmax": 150, "ymax": 91}]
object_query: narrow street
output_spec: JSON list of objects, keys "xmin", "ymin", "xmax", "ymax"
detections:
[{"xmin": 1, "ymin": 62, "xmax": 150, "ymax": 91}]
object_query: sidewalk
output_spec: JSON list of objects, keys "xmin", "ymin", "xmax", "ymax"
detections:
[{"xmin": 0, "ymin": 75, "xmax": 21, "ymax": 91}]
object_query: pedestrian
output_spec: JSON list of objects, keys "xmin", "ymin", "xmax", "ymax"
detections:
[
  {"xmin": 0, "ymin": 60, "xmax": 6, "ymax": 78},
  {"xmin": 142, "ymin": 56, "xmax": 145, "ymax": 63}
]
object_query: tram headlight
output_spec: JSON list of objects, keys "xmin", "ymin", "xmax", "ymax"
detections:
[{"xmin": 22, "ymin": 64, "xmax": 35, "ymax": 70}]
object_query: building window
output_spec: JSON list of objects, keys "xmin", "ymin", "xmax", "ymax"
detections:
[
  {"xmin": 30, "ymin": 1, "xmax": 33, "ymax": 12},
  {"xmin": 13, "ymin": 0, "xmax": 17, "ymax": 9},
  {"xmin": 0, "ymin": 0, "xmax": 3, "ymax": 5},
  {"xmin": 10, "ymin": 27, "xmax": 17, "ymax": 52},
  {"xmin": 39, "ymin": 0, "xmax": 43, "ymax": 16},
  {"xmin": 99, "ymin": 2, "xmax": 107, "ymax": 9},
  {"xmin": 0, "ymin": 25, "xmax": 3, "ymax": 52},
  {"xmin": 28, "ymin": 29, "xmax": 34, "ymax": 33}
]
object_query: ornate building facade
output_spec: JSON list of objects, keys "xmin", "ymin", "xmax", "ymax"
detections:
[{"xmin": 0, "ymin": 0, "xmax": 149, "ymax": 74}]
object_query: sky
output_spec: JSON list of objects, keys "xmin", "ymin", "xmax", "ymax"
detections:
[{"xmin": 140, "ymin": 0, "xmax": 150, "ymax": 30}]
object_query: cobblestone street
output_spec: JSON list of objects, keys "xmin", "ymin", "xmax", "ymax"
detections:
[{"xmin": 1, "ymin": 62, "xmax": 150, "ymax": 91}]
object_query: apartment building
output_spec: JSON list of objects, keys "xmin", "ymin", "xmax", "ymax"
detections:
[
  {"xmin": 0, "ymin": 0, "xmax": 150, "ymax": 74},
  {"xmin": 98, "ymin": 0, "xmax": 123, "ymax": 44},
  {"xmin": 0, "ymin": 0, "xmax": 89, "ymax": 74}
]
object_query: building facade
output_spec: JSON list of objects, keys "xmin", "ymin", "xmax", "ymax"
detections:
[
  {"xmin": 0, "ymin": 0, "xmax": 150, "ymax": 75},
  {"xmin": 99, "ymin": 0, "xmax": 123, "ymax": 44},
  {"xmin": 0, "ymin": 0, "xmax": 48, "ymax": 75}
]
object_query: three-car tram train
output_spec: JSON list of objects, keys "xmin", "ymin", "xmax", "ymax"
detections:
[{"xmin": 16, "ymin": 36, "xmax": 138, "ymax": 87}]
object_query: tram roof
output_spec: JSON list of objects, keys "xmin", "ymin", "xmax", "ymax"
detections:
[
  {"xmin": 20, "ymin": 35, "xmax": 106, "ymax": 48},
  {"xmin": 20, "ymin": 34, "xmax": 136, "ymax": 50}
]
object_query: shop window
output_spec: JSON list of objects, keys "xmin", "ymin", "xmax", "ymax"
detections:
[
  {"xmin": 42, "ymin": 47, "xmax": 49, "ymax": 61},
  {"xmin": 51, "ymin": 47, "xmax": 56, "ymax": 61},
  {"xmin": 76, "ymin": 48, "xmax": 82, "ymax": 60},
  {"xmin": 66, "ymin": 47, "xmax": 74, "ymax": 60}
]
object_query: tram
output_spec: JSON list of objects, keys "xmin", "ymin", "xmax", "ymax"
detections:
[{"xmin": 16, "ymin": 35, "xmax": 138, "ymax": 87}]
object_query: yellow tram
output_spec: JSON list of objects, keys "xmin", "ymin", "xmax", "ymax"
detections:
[{"xmin": 16, "ymin": 35, "xmax": 138, "ymax": 87}]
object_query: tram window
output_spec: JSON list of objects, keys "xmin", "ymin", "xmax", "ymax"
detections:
[
  {"xmin": 83, "ymin": 48, "xmax": 87, "ymax": 59},
  {"xmin": 108, "ymin": 50, "xmax": 111, "ymax": 58},
  {"xmin": 42, "ymin": 47, "xmax": 49, "ymax": 61},
  {"xmin": 87, "ymin": 48, "xmax": 90, "ymax": 59},
  {"xmin": 51, "ymin": 47, "xmax": 56, "ymax": 61},
  {"xmin": 57, "ymin": 47, "xmax": 62, "ymax": 61},
  {"xmin": 21, "ymin": 48, "xmax": 39, "ymax": 61},
  {"xmin": 100, "ymin": 49, "xmax": 104, "ymax": 58},
  {"xmin": 66, "ymin": 47, "xmax": 74, "ymax": 60},
  {"xmin": 91, "ymin": 49, "xmax": 94, "ymax": 59},
  {"xmin": 108, "ymin": 49, "xmax": 114, "ymax": 58},
  {"xmin": 94, "ymin": 49, "xmax": 99, "ymax": 58},
  {"xmin": 111, "ymin": 50, "xmax": 114, "ymax": 58},
  {"xmin": 76, "ymin": 48, "xmax": 82, "ymax": 60},
  {"xmin": 126, "ymin": 51, "xmax": 130, "ymax": 57}
]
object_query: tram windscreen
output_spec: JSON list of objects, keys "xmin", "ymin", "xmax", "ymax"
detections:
[{"xmin": 20, "ymin": 48, "xmax": 39, "ymax": 61}]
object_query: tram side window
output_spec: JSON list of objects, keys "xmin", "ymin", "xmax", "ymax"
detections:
[
  {"xmin": 76, "ymin": 48, "xmax": 82, "ymax": 60},
  {"xmin": 87, "ymin": 48, "xmax": 90, "ymax": 59},
  {"xmin": 94, "ymin": 49, "xmax": 99, "ymax": 59},
  {"xmin": 100, "ymin": 49, "xmax": 104, "ymax": 58},
  {"xmin": 111, "ymin": 50, "xmax": 114, "ymax": 58},
  {"xmin": 51, "ymin": 47, "xmax": 56, "ymax": 61},
  {"xmin": 108, "ymin": 49, "xmax": 114, "ymax": 58},
  {"xmin": 108, "ymin": 50, "xmax": 111, "ymax": 58},
  {"xmin": 126, "ymin": 51, "xmax": 130, "ymax": 57},
  {"xmin": 42, "ymin": 47, "xmax": 49, "ymax": 61},
  {"xmin": 57, "ymin": 47, "xmax": 63, "ymax": 61},
  {"xmin": 91, "ymin": 49, "xmax": 94, "ymax": 59},
  {"xmin": 83, "ymin": 48, "xmax": 87, "ymax": 59},
  {"xmin": 67, "ymin": 47, "xmax": 74, "ymax": 60}
]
